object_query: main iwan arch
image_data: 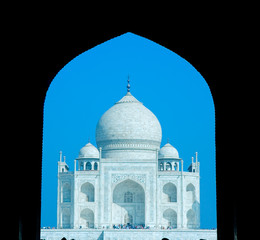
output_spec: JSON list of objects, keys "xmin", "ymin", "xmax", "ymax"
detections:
[{"xmin": 112, "ymin": 179, "xmax": 145, "ymax": 225}]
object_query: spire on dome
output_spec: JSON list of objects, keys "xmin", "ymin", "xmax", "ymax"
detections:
[{"xmin": 127, "ymin": 75, "xmax": 130, "ymax": 92}]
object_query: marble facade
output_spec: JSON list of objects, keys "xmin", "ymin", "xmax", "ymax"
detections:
[{"xmin": 42, "ymin": 89, "xmax": 216, "ymax": 239}]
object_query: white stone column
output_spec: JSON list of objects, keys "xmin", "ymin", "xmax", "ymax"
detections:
[
  {"xmin": 155, "ymin": 149, "xmax": 158, "ymax": 228},
  {"xmin": 73, "ymin": 164, "xmax": 76, "ymax": 228},
  {"xmin": 57, "ymin": 174, "xmax": 60, "ymax": 228},
  {"xmin": 181, "ymin": 159, "xmax": 184, "ymax": 228},
  {"xmin": 94, "ymin": 178, "xmax": 99, "ymax": 229},
  {"xmin": 99, "ymin": 158, "xmax": 103, "ymax": 227}
]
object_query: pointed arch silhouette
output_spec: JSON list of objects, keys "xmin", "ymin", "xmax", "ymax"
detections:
[{"xmin": 16, "ymin": 30, "xmax": 223, "ymax": 240}]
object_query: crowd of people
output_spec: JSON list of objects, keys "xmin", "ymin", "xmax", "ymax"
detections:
[
  {"xmin": 42, "ymin": 224, "xmax": 184, "ymax": 230},
  {"xmin": 160, "ymin": 225, "xmax": 177, "ymax": 230},
  {"xmin": 112, "ymin": 223, "xmax": 149, "ymax": 229}
]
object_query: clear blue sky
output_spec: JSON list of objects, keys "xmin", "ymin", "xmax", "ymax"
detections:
[{"xmin": 42, "ymin": 32, "xmax": 216, "ymax": 229}]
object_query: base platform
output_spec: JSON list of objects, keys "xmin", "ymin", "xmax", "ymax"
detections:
[{"xmin": 41, "ymin": 228, "xmax": 217, "ymax": 240}]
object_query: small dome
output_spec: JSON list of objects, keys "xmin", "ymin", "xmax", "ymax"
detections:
[
  {"xmin": 78, "ymin": 143, "xmax": 99, "ymax": 159},
  {"xmin": 159, "ymin": 143, "xmax": 179, "ymax": 159}
]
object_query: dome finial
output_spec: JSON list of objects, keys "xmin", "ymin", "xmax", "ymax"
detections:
[{"xmin": 127, "ymin": 75, "xmax": 130, "ymax": 92}]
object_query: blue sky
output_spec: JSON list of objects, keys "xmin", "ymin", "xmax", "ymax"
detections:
[{"xmin": 42, "ymin": 32, "xmax": 216, "ymax": 229}]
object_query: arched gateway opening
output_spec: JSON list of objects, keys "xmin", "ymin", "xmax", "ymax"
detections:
[
  {"xmin": 40, "ymin": 32, "xmax": 216, "ymax": 237},
  {"xmin": 112, "ymin": 179, "xmax": 145, "ymax": 226}
]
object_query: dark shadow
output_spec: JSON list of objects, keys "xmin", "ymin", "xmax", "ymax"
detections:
[
  {"xmin": 13, "ymin": 29, "xmax": 240, "ymax": 240},
  {"xmin": 192, "ymin": 200, "xmax": 200, "ymax": 228},
  {"xmin": 97, "ymin": 231, "xmax": 104, "ymax": 240}
]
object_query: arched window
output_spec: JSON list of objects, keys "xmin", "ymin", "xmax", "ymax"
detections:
[
  {"xmin": 80, "ymin": 162, "xmax": 84, "ymax": 171},
  {"xmin": 160, "ymin": 162, "xmax": 164, "ymax": 171},
  {"xmin": 94, "ymin": 162, "xmax": 98, "ymax": 170},
  {"xmin": 187, "ymin": 209, "xmax": 196, "ymax": 229},
  {"xmin": 166, "ymin": 162, "xmax": 172, "ymax": 171},
  {"xmin": 186, "ymin": 183, "xmax": 196, "ymax": 203},
  {"xmin": 80, "ymin": 208, "xmax": 94, "ymax": 228},
  {"xmin": 124, "ymin": 191, "xmax": 133, "ymax": 203},
  {"xmin": 174, "ymin": 162, "xmax": 178, "ymax": 171},
  {"xmin": 163, "ymin": 183, "xmax": 177, "ymax": 202},
  {"xmin": 163, "ymin": 208, "xmax": 177, "ymax": 228},
  {"xmin": 62, "ymin": 208, "xmax": 71, "ymax": 228},
  {"xmin": 62, "ymin": 183, "xmax": 71, "ymax": 202},
  {"xmin": 186, "ymin": 183, "xmax": 195, "ymax": 191},
  {"xmin": 81, "ymin": 182, "xmax": 95, "ymax": 202},
  {"xmin": 86, "ymin": 162, "xmax": 92, "ymax": 170}
]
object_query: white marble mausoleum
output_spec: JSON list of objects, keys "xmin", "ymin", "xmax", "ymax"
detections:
[{"xmin": 41, "ymin": 82, "xmax": 216, "ymax": 240}]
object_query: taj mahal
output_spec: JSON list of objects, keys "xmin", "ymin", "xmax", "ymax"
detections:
[{"xmin": 41, "ymin": 80, "xmax": 217, "ymax": 240}]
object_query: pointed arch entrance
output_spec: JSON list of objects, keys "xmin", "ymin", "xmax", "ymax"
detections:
[
  {"xmin": 163, "ymin": 208, "xmax": 177, "ymax": 228},
  {"xmin": 80, "ymin": 208, "xmax": 94, "ymax": 228},
  {"xmin": 40, "ymin": 32, "xmax": 216, "ymax": 233},
  {"xmin": 112, "ymin": 179, "xmax": 145, "ymax": 225}
]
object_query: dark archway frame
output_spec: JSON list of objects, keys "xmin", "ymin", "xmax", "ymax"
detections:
[{"xmin": 15, "ymin": 30, "xmax": 238, "ymax": 240}]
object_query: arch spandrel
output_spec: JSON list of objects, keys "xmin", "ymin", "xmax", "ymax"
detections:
[{"xmin": 111, "ymin": 173, "xmax": 146, "ymax": 191}]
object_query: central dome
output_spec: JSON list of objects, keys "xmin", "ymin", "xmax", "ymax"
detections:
[{"xmin": 95, "ymin": 92, "xmax": 162, "ymax": 158}]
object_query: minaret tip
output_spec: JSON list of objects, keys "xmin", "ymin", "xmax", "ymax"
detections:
[
  {"xmin": 59, "ymin": 150, "xmax": 62, "ymax": 162},
  {"xmin": 127, "ymin": 75, "xmax": 130, "ymax": 92}
]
